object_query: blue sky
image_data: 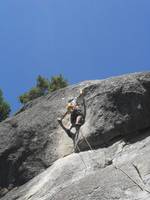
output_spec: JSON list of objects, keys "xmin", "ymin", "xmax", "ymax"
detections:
[{"xmin": 0, "ymin": 0, "xmax": 150, "ymax": 113}]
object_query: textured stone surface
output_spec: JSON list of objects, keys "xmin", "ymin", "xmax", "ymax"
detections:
[
  {"xmin": 79, "ymin": 72, "xmax": 150, "ymax": 150},
  {"xmin": 0, "ymin": 72, "xmax": 150, "ymax": 198},
  {"xmin": 0, "ymin": 80, "xmax": 95, "ymax": 188},
  {"xmin": 1, "ymin": 128, "xmax": 150, "ymax": 200}
]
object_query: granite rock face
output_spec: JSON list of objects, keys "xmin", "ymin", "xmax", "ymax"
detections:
[
  {"xmin": 79, "ymin": 72, "xmax": 150, "ymax": 150},
  {"xmin": 1, "ymin": 128, "xmax": 150, "ymax": 200},
  {"xmin": 0, "ymin": 72, "xmax": 150, "ymax": 199},
  {"xmin": 0, "ymin": 79, "xmax": 97, "ymax": 188}
]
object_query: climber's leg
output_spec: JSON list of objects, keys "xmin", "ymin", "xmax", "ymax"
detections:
[
  {"xmin": 73, "ymin": 125, "xmax": 81, "ymax": 152},
  {"xmin": 57, "ymin": 118, "xmax": 75, "ymax": 140},
  {"xmin": 75, "ymin": 115, "xmax": 85, "ymax": 126}
]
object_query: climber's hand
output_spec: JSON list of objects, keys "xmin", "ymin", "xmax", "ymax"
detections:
[
  {"xmin": 57, "ymin": 117, "xmax": 62, "ymax": 122},
  {"xmin": 80, "ymin": 89, "xmax": 83, "ymax": 95}
]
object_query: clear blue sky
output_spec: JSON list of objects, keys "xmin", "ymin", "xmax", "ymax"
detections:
[{"xmin": 0, "ymin": 0, "xmax": 150, "ymax": 113}]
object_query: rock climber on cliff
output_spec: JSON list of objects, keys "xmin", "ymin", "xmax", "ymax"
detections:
[{"xmin": 57, "ymin": 89, "xmax": 86, "ymax": 140}]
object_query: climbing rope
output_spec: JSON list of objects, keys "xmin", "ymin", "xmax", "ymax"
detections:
[
  {"xmin": 74, "ymin": 128, "xmax": 88, "ymax": 170},
  {"xmin": 114, "ymin": 165, "xmax": 144, "ymax": 191},
  {"xmin": 113, "ymin": 164, "xmax": 150, "ymax": 194},
  {"xmin": 80, "ymin": 131, "xmax": 93, "ymax": 151},
  {"xmin": 75, "ymin": 144, "xmax": 88, "ymax": 170},
  {"xmin": 73, "ymin": 126, "xmax": 95, "ymax": 172},
  {"xmin": 79, "ymin": 128, "xmax": 150, "ymax": 195}
]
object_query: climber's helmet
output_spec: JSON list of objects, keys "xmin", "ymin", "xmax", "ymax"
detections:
[{"xmin": 67, "ymin": 97, "xmax": 78, "ymax": 112}]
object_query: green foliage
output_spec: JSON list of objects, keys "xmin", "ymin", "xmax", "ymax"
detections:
[
  {"xmin": 0, "ymin": 89, "xmax": 11, "ymax": 122},
  {"xmin": 28, "ymin": 87, "xmax": 43, "ymax": 100},
  {"xmin": 19, "ymin": 74, "xmax": 68, "ymax": 104},
  {"xmin": 19, "ymin": 93, "xmax": 29, "ymax": 104},
  {"xmin": 36, "ymin": 75, "xmax": 49, "ymax": 95},
  {"xmin": 19, "ymin": 87, "xmax": 43, "ymax": 104},
  {"xmin": 49, "ymin": 74, "xmax": 68, "ymax": 92}
]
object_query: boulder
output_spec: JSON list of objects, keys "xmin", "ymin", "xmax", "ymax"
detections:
[
  {"xmin": 0, "ymin": 71, "xmax": 150, "ymax": 193},
  {"xmin": 1, "ymin": 127, "xmax": 150, "ymax": 200},
  {"xmin": 79, "ymin": 72, "xmax": 150, "ymax": 150},
  {"xmin": 0, "ymin": 80, "xmax": 94, "ymax": 188}
]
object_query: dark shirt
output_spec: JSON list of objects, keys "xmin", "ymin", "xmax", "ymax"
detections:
[{"xmin": 70, "ymin": 108, "xmax": 84, "ymax": 125}]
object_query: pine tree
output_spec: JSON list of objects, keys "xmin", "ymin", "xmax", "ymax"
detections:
[
  {"xmin": 49, "ymin": 74, "xmax": 68, "ymax": 92},
  {"xmin": 19, "ymin": 74, "xmax": 68, "ymax": 104},
  {"xmin": 0, "ymin": 89, "xmax": 11, "ymax": 122},
  {"xmin": 36, "ymin": 75, "xmax": 49, "ymax": 95}
]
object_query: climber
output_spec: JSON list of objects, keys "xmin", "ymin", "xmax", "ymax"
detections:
[{"xmin": 57, "ymin": 89, "xmax": 86, "ymax": 140}]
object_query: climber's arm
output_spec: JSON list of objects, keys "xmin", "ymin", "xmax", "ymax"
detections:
[
  {"xmin": 57, "ymin": 111, "xmax": 68, "ymax": 126},
  {"xmin": 78, "ymin": 89, "xmax": 84, "ymax": 98},
  {"xmin": 60, "ymin": 111, "xmax": 69, "ymax": 120},
  {"xmin": 79, "ymin": 89, "xmax": 86, "ymax": 118},
  {"xmin": 83, "ymin": 97, "xmax": 86, "ymax": 119}
]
